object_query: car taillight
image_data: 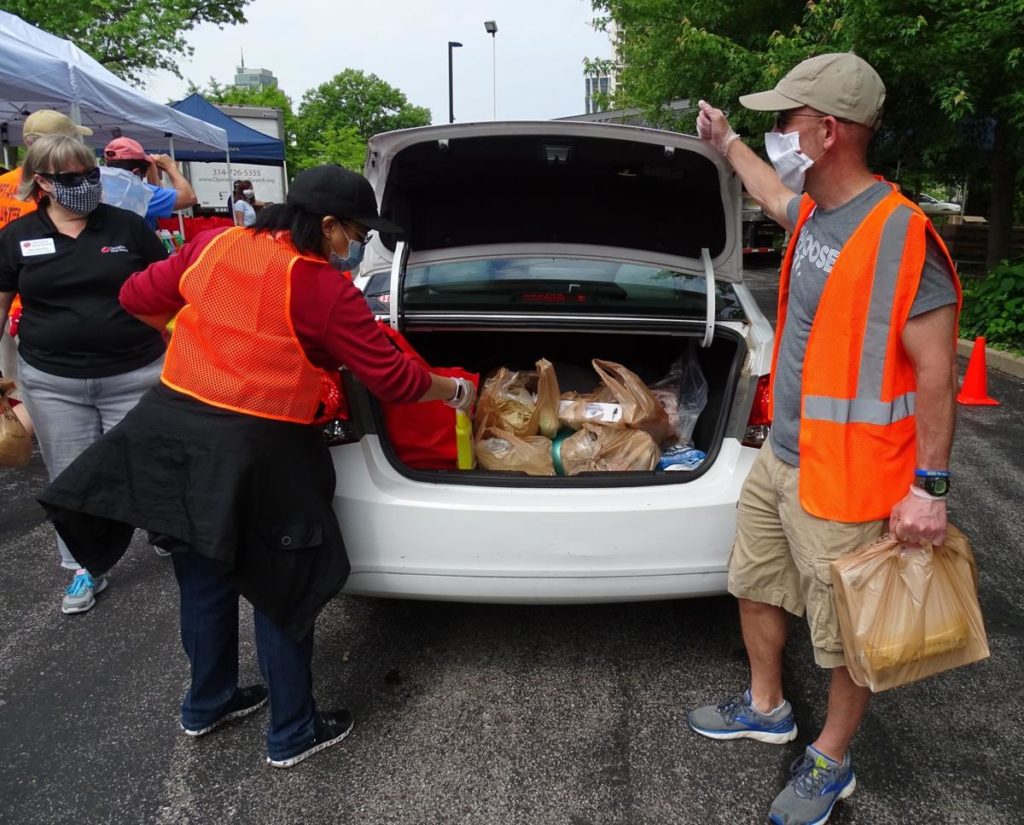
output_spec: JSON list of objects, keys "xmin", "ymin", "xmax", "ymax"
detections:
[{"xmin": 742, "ymin": 374, "xmax": 771, "ymax": 448}]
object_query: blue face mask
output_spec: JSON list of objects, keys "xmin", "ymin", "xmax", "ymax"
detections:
[{"xmin": 328, "ymin": 226, "xmax": 365, "ymax": 271}]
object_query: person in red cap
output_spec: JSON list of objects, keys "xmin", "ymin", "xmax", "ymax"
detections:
[{"xmin": 103, "ymin": 137, "xmax": 197, "ymax": 229}]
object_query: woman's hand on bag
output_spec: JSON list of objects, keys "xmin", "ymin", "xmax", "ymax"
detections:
[
  {"xmin": 443, "ymin": 376, "xmax": 475, "ymax": 412},
  {"xmin": 889, "ymin": 488, "xmax": 947, "ymax": 546}
]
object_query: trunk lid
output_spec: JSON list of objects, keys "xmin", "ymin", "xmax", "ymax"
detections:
[{"xmin": 363, "ymin": 121, "xmax": 743, "ymax": 285}]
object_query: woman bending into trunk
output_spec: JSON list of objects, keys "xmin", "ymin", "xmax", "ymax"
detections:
[{"xmin": 40, "ymin": 164, "xmax": 474, "ymax": 769}]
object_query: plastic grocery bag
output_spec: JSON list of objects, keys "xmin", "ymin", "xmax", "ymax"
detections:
[
  {"xmin": 100, "ymin": 167, "xmax": 154, "ymax": 217},
  {"xmin": 591, "ymin": 360, "xmax": 673, "ymax": 445},
  {"xmin": 474, "ymin": 367, "xmax": 539, "ymax": 438},
  {"xmin": 534, "ymin": 358, "xmax": 561, "ymax": 439},
  {"xmin": 559, "ymin": 425, "xmax": 660, "ymax": 475},
  {"xmin": 0, "ymin": 378, "xmax": 32, "ymax": 468},
  {"xmin": 831, "ymin": 525, "xmax": 989, "ymax": 693},
  {"xmin": 475, "ymin": 418, "xmax": 554, "ymax": 476},
  {"xmin": 650, "ymin": 344, "xmax": 708, "ymax": 445}
]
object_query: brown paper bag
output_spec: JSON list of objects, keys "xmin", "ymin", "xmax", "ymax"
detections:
[
  {"xmin": 831, "ymin": 525, "xmax": 989, "ymax": 692},
  {"xmin": 0, "ymin": 379, "xmax": 31, "ymax": 468},
  {"xmin": 534, "ymin": 358, "xmax": 561, "ymax": 439}
]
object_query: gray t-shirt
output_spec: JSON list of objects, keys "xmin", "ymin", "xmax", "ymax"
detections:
[{"xmin": 770, "ymin": 182, "xmax": 957, "ymax": 466}]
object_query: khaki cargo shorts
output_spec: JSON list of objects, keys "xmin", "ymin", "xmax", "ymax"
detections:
[{"xmin": 728, "ymin": 441, "xmax": 885, "ymax": 668}]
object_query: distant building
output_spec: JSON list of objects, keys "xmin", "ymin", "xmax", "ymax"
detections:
[
  {"xmin": 557, "ymin": 99, "xmax": 692, "ymax": 128},
  {"xmin": 584, "ymin": 21, "xmax": 618, "ymax": 115},
  {"xmin": 234, "ymin": 64, "xmax": 278, "ymax": 91}
]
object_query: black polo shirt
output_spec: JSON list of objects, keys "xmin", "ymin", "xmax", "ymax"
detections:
[{"xmin": 0, "ymin": 202, "xmax": 168, "ymax": 378}]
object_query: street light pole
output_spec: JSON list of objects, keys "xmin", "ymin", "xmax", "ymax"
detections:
[
  {"xmin": 448, "ymin": 41, "xmax": 462, "ymax": 124},
  {"xmin": 484, "ymin": 21, "xmax": 498, "ymax": 120}
]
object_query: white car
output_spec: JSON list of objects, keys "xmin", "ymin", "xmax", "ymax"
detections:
[
  {"xmin": 917, "ymin": 194, "xmax": 961, "ymax": 216},
  {"xmin": 328, "ymin": 121, "xmax": 774, "ymax": 603}
]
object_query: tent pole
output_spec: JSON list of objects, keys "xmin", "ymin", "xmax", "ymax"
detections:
[
  {"xmin": 167, "ymin": 135, "xmax": 186, "ymax": 242},
  {"xmin": 226, "ymin": 146, "xmax": 235, "ymax": 225},
  {"xmin": 282, "ymin": 159, "xmax": 290, "ymax": 197}
]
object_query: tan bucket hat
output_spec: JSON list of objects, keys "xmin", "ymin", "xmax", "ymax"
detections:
[{"xmin": 739, "ymin": 52, "xmax": 886, "ymax": 129}]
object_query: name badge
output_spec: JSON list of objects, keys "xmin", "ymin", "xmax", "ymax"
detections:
[{"xmin": 20, "ymin": 238, "xmax": 56, "ymax": 257}]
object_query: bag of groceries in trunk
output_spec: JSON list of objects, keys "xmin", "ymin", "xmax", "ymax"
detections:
[
  {"xmin": 475, "ymin": 416, "xmax": 555, "ymax": 476},
  {"xmin": 376, "ymin": 324, "xmax": 480, "ymax": 470},
  {"xmin": 556, "ymin": 359, "xmax": 672, "ymax": 444},
  {"xmin": 556, "ymin": 425, "xmax": 660, "ymax": 476},
  {"xmin": 830, "ymin": 524, "xmax": 989, "ymax": 692},
  {"xmin": 473, "ymin": 359, "xmax": 561, "ymax": 441}
]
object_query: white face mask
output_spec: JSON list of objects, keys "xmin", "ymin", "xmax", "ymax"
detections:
[{"xmin": 764, "ymin": 130, "xmax": 815, "ymax": 193}]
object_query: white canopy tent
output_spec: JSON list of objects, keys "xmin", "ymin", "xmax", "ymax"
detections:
[{"xmin": 0, "ymin": 11, "xmax": 227, "ymax": 155}]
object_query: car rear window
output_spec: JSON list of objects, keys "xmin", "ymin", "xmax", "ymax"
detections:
[{"xmin": 364, "ymin": 257, "xmax": 746, "ymax": 321}]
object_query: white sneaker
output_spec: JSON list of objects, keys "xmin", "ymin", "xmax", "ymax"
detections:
[{"xmin": 61, "ymin": 569, "xmax": 108, "ymax": 614}]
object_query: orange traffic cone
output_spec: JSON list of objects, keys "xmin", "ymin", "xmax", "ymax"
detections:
[{"xmin": 957, "ymin": 336, "xmax": 999, "ymax": 406}]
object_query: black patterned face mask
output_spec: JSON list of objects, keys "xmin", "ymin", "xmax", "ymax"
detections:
[{"xmin": 51, "ymin": 179, "xmax": 103, "ymax": 215}]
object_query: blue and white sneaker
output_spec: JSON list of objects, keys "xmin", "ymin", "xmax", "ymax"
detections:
[
  {"xmin": 61, "ymin": 569, "xmax": 108, "ymax": 614},
  {"xmin": 687, "ymin": 690, "xmax": 798, "ymax": 744},
  {"xmin": 769, "ymin": 745, "xmax": 856, "ymax": 825}
]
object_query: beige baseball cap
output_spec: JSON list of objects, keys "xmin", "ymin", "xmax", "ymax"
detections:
[
  {"xmin": 22, "ymin": 109, "xmax": 93, "ymax": 140},
  {"xmin": 739, "ymin": 52, "xmax": 886, "ymax": 129}
]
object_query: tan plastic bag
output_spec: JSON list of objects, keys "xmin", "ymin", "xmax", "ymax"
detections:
[
  {"xmin": 831, "ymin": 525, "xmax": 989, "ymax": 692},
  {"xmin": 534, "ymin": 358, "xmax": 561, "ymax": 439},
  {"xmin": 0, "ymin": 378, "xmax": 31, "ymax": 468},
  {"xmin": 591, "ymin": 360, "xmax": 673, "ymax": 444},
  {"xmin": 474, "ymin": 368, "xmax": 539, "ymax": 437},
  {"xmin": 474, "ymin": 421, "xmax": 554, "ymax": 476},
  {"xmin": 559, "ymin": 425, "xmax": 660, "ymax": 476}
]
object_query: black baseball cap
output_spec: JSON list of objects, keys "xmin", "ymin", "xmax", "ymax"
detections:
[{"xmin": 287, "ymin": 164, "xmax": 402, "ymax": 233}]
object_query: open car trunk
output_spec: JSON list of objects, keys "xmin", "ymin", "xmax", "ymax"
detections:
[{"xmin": 367, "ymin": 325, "xmax": 746, "ymax": 487}]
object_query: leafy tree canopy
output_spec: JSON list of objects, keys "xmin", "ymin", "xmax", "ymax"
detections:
[
  {"xmin": 592, "ymin": 0, "xmax": 1024, "ymax": 262},
  {"xmin": 188, "ymin": 78, "xmax": 298, "ymax": 160},
  {"xmin": 7, "ymin": 0, "xmax": 251, "ymax": 85},
  {"xmin": 294, "ymin": 69, "xmax": 431, "ymax": 173}
]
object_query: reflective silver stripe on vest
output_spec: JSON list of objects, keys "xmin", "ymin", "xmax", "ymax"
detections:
[
  {"xmin": 804, "ymin": 203, "xmax": 916, "ymax": 425},
  {"xmin": 804, "ymin": 391, "xmax": 916, "ymax": 425}
]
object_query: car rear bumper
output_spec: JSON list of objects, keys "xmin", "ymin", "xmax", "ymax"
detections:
[{"xmin": 331, "ymin": 436, "xmax": 759, "ymax": 602}]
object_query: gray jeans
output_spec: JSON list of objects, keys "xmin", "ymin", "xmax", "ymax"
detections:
[{"xmin": 17, "ymin": 354, "xmax": 164, "ymax": 569}]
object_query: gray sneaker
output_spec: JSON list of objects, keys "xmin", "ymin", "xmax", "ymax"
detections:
[
  {"xmin": 769, "ymin": 745, "xmax": 856, "ymax": 825},
  {"xmin": 687, "ymin": 689, "xmax": 797, "ymax": 744},
  {"xmin": 61, "ymin": 570, "xmax": 108, "ymax": 614}
]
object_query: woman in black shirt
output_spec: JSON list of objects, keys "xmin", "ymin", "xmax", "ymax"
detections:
[{"xmin": 0, "ymin": 134, "xmax": 168, "ymax": 614}]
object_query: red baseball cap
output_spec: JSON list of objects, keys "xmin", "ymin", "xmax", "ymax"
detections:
[{"xmin": 103, "ymin": 137, "xmax": 152, "ymax": 162}]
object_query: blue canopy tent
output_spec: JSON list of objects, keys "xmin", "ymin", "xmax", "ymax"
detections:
[{"xmin": 166, "ymin": 93, "xmax": 285, "ymax": 164}]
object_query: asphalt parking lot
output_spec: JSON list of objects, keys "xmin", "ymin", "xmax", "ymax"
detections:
[{"xmin": 1, "ymin": 263, "xmax": 1022, "ymax": 824}]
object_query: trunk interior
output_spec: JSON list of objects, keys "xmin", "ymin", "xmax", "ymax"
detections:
[{"xmin": 370, "ymin": 326, "xmax": 745, "ymax": 486}]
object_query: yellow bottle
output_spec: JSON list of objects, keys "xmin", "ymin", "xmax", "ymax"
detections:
[{"xmin": 455, "ymin": 411, "xmax": 475, "ymax": 470}]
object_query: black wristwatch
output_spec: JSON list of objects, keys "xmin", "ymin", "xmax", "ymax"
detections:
[{"xmin": 914, "ymin": 469, "xmax": 950, "ymax": 497}]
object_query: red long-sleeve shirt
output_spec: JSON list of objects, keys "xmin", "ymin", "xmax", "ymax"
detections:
[{"xmin": 120, "ymin": 228, "xmax": 430, "ymax": 404}]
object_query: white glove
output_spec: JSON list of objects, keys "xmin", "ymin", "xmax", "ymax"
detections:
[
  {"xmin": 889, "ymin": 485, "xmax": 948, "ymax": 546},
  {"xmin": 443, "ymin": 377, "xmax": 476, "ymax": 413},
  {"xmin": 696, "ymin": 99, "xmax": 741, "ymax": 156}
]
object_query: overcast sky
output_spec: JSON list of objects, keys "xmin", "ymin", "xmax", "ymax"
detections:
[{"xmin": 144, "ymin": 0, "xmax": 614, "ymax": 124}]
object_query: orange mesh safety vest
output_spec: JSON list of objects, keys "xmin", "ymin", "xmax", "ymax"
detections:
[
  {"xmin": 0, "ymin": 168, "xmax": 35, "ymax": 228},
  {"xmin": 162, "ymin": 228, "xmax": 330, "ymax": 423},
  {"xmin": 769, "ymin": 184, "xmax": 961, "ymax": 522},
  {"xmin": 0, "ymin": 168, "xmax": 35, "ymax": 317}
]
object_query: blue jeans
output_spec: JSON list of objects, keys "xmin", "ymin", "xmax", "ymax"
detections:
[
  {"xmin": 17, "ymin": 355, "xmax": 163, "ymax": 569},
  {"xmin": 171, "ymin": 551, "xmax": 316, "ymax": 760}
]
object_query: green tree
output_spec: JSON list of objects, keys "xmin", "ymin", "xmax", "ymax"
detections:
[
  {"xmin": 7, "ymin": 0, "xmax": 251, "ymax": 85},
  {"xmin": 294, "ymin": 69, "xmax": 431, "ymax": 172},
  {"xmin": 188, "ymin": 78, "xmax": 298, "ymax": 165},
  {"xmin": 592, "ymin": 0, "xmax": 1024, "ymax": 267}
]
